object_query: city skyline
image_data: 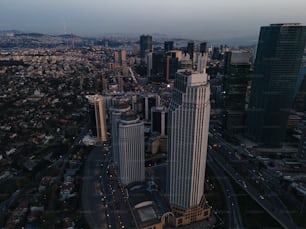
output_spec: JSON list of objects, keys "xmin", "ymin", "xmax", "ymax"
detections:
[
  {"xmin": 0, "ymin": 21, "xmax": 306, "ymax": 228},
  {"xmin": 1, "ymin": 0, "xmax": 306, "ymax": 41}
]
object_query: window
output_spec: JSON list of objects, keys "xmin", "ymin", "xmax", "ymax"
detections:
[{"xmin": 178, "ymin": 218, "xmax": 183, "ymax": 224}]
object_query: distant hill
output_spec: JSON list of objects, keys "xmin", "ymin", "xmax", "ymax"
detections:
[
  {"xmin": 0, "ymin": 30, "xmax": 23, "ymax": 35},
  {"xmin": 15, "ymin": 33, "xmax": 45, "ymax": 37},
  {"xmin": 57, "ymin": 34, "xmax": 80, "ymax": 38}
]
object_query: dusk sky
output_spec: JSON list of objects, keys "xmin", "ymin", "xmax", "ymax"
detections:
[{"xmin": 1, "ymin": 0, "xmax": 306, "ymax": 41}]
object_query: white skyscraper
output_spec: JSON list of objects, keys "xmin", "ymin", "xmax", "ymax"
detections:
[
  {"xmin": 167, "ymin": 68, "xmax": 211, "ymax": 222},
  {"xmin": 118, "ymin": 113, "xmax": 145, "ymax": 186}
]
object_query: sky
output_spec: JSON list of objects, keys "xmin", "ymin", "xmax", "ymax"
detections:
[{"xmin": 1, "ymin": 0, "xmax": 306, "ymax": 42}]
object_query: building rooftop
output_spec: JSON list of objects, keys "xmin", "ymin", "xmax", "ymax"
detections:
[
  {"xmin": 176, "ymin": 69, "xmax": 209, "ymax": 87},
  {"xmin": 127, "ymin": 181, "xmax": 172, "ymax": 228},
  {"xmin": 270, "ymin": 23, "xmax": 302, "ymax": 27},
  {"xmin": 120, "ymin": 112, "xmax": 140, "ymax": 124}
]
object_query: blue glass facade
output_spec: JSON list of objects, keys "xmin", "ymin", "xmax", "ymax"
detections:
[{"xmin": 246, "ymin": 24, "xmax": 306, "ymax": 147}]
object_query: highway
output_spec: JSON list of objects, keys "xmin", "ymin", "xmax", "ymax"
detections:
[
  {"xmin": 82, "ymin": 144, "xmax": 135, "ymax": 229},
  {"xmin": 207, "ymin": 154, "xmax": 244, "ymax": 229},
  {"xmin": 81, "ymin": 146, "xmax": 108, "ymax": 229},
  {"xmin": 208, "ymin": 137, "xmax": 298, "ymax": 229},
  {"xmin": 100, "ymin": 150, "xmax": 119, "ymax": 229}
]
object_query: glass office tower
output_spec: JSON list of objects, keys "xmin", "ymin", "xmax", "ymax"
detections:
[{"xmin": 246, "ymin": 23, "xmax": 306, "ymax": 147}]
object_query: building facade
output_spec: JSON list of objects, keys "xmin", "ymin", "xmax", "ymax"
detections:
[
  {"xmin": 246, "ymin": 23, "xmax": 306, "ymax": 147},
  {"xmin": 164, "ymin": 41, "xmax": 174, "ymax": 52},
  {"xmin": 187, "ymin": 41, "xmax": 194, "ymax": 61},
  {"xmin": 110, "ymin": 97, "xmax": 130, "ymax": 165},
  {"xmin": 167, "ymin": 69, "xmax": 211, "ymax": 219},
  {"xmin": 151, "ymin": 106, "xmax": 168, "ymax": 136},
  {"xmin": 118, "ymin": 113, "xmax": 145, "ymax": 186},
  {"xmin": 139, "ymin": 94, "xmax": 160, "ymax": 121},
  {"xmin": 87, "ymin": 95, "xmax": 107, "ymax": 142},
  {"xmin": 140, "ymin": 35, "xmax": 153, "ymax": 60},
  {"xmin": 223, "ymin": 50, "xmax": 251, "ymax": 134}
]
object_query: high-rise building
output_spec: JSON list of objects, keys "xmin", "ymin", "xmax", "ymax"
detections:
[
  {"xmin": 152, "ymin": 52, "xmax": 166, "ymax": 79},
  {"xmin": 246, "ymin": 23, "xmax": 306, "ymax": 147},
  {"xmin": 86, "ymin": 95, "xmax": 108, "ymax": 142},
  {"xmin": 146, "ymin": 52, "xmax": 153, "ymax": 77},
  {"xmin": 150, "ymin": 51, "xmax": 180, "ymax": 81},
  {"xmin": 187, "ymin": 41, "xmax": 194, "ymax": 60},
  {"xmin": 140, "ymin": 35, "xmax": 153, "ymax": 60},
  {"xmin": 140, "ymin": 94, "xmax": 160, "ymax": 121},
  {"xmin": 200, "ymin": 42, "xmax": 207, "ymax": 54},
  {"xmin": 187, "ymin": 41, "xmax": 194, "ymax": 61},
  {"xmin": 151, "ymin": 106, "xmax": 168, "ymax": 136},
  {"xmin": 118, "ymin": 112, "xmax": 145, "ymax": 186},
  {"xmin": 164, "ymin": 41, "xmax": 174, "ymax": 52},
  {"xmin": 110, "ymin": 97, "xmax": 130, "ymax": 164},
  {"xmin": 223, "ymin": 51, "xmax": 251, "ymax": 133},
  {"xmin": 167, "ymin": 67, "xmax": 211, "ymax": 225},
  {"xmin": 212, "ymin": 47, "xmax": 220, "ymax": 60},
  {"xmin": 165, "ymin": 51, "xmax": 179, "ymax": 81},
  {"xmin": 114, "ymin": 49, "xmax": 127, "ymax": 66}
]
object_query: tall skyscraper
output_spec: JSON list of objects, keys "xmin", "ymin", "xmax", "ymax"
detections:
[
  {"xmin": 212, "ymin": 47, "xmax": 220, "ymax": 60},
  {"xmin": 151, "ymin": 106, "xmax": 168, "ymax": 136},
  {"xmin": 110, "ymin": 97, "xmax": 130, "ymax": 165},
  {"xmin": 167, "ymin": 67, "xmax": 211, "ymax": 224},
  {"xmin": 223, "ymin": 50, "xmax": 251, "ymax": 133},
  {"xmin": 87, "ymin": 95, "xmax": 107, "ymax": 142},
  {"xmin": 147, "ymin": 52, "xmax": 153, "ymax": 77},
  {"xmin": 246, "ymin": 23, "xmax": 306, "ymax": 147},
  {"xmin": 140, "ymin": 94, "xmax": 160, "ymax": 121},
  {"xmin": 200, "ymin": 42, "xmax": 207, "ymax": 54},
  {"xmin": 152, "ymin": 52, "xmax": 166, "ymax": 79},
  {"xmin": 164, "ymin": 41, "xmax": 174, "ymax": 52},
  {"xmin": 187, "ymin": 41, "xmax": 194, "ymax": 60},
  {"xmin": 118, "ymin": 112, "xmax": 145, "ymax": 186},
  {"xmin": 140, "ymin": 35, "xmax": 153, "ymax": 60},
  {"xmin": 165, "ymin": 52, "xmax": 179, "ymax": 81}
]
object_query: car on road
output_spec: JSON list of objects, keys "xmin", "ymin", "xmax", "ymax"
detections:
[{"xmin": 259, "ymin": 195, "xmax": 264, "ymax": 200}]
